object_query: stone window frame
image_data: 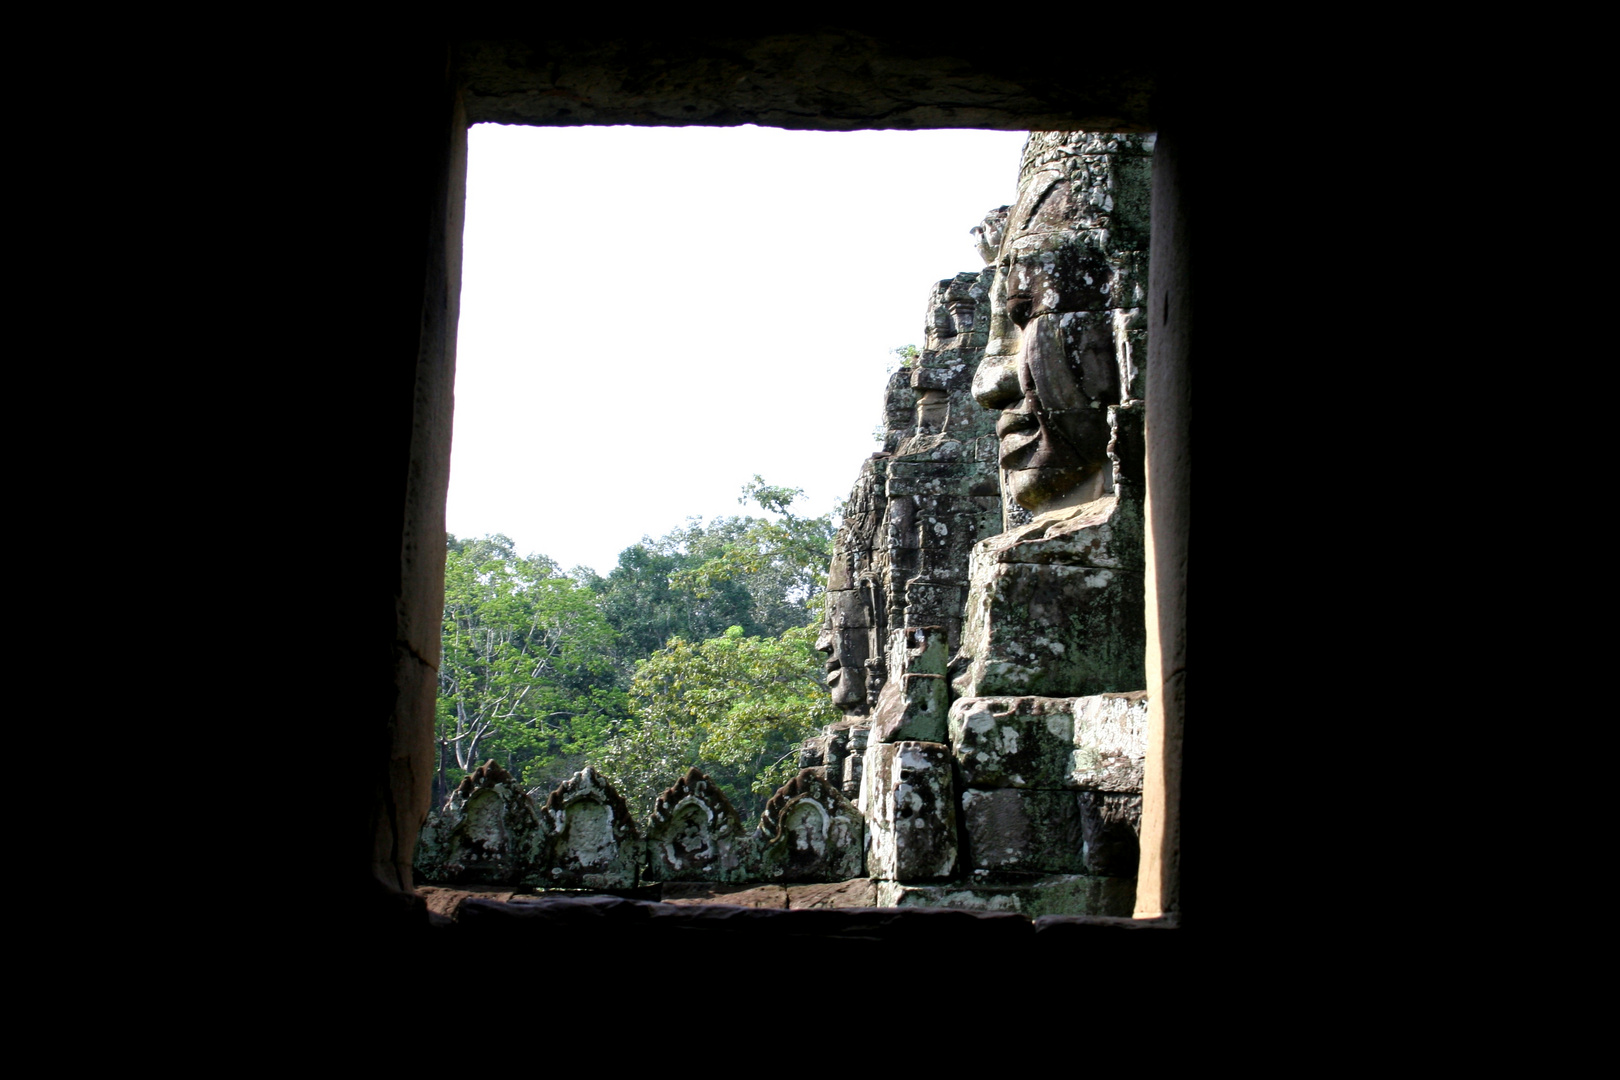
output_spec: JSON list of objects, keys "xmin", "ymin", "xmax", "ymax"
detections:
[{"xmin": 371, "ymin": 35, "xmax": 1189, "ymax": 931}]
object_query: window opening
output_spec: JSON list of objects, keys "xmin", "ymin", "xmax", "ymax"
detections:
[{"xmin": 421, "ymin": 124, "xmax": 1155, "ymax": 920}]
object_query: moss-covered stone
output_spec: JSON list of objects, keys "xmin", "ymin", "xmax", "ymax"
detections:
[
  {"xmin": 641, "ymin": 767, "xmax": 747, "ymax": 883},
  {"xmin": 862, "ymin": 741, "xmax": 957, "ymax": 881},
  {"xmin": 415, "ymin": 759, "xmax": 545, "ymax": 886},
  {"xmin": 961, "ymin": 787, "xmax": 1086, "ymax": 873},
  {"xmin": 876, "ymin": 874, "xmax": 1136, "ymax": 918},
  {"xmin": 754, "ymin": 768, "xmax": 865, "ymax": 883},
  {"xmin": 531, "ymin": 765, "xmax": 640, "ymax": 890}
]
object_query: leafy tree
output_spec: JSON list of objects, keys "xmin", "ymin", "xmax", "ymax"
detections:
[
  {"xmin": 436, "ymin": 535, "xmax": 626, "ymax": 801},
  {"xmin": 580, "ymin": 479, "xmax": 836, "ymax": 668},
  {"xmin": 581, "ymin": 526, "xmax": 763, "ymax": 663},
  {"xmin": 433, "ymin": 480, "xmax": 836, "ymax": 820},
  {"xmin": 668, "ymin": 476, "xmax": 836, "ymax": 621},
  {"xmin": 598, "ymin": 624, "xmax": 838, "ymax": 821}
]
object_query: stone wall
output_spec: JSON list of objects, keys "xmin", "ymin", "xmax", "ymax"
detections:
[{"xmin": 801, "ymin": 130, "xmax": 1155, "ymax": 916}]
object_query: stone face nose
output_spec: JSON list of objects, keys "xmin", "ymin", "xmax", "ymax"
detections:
[
  {"xmin": 814, "ymin": 625, "xmax": 835, "ymax": 655},
  {"xmin": 972, "ymin": 350, "xmax": 1020, "ymax": 410}
]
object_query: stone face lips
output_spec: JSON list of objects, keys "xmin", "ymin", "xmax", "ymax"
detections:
[
  {"xmin": 951, "ymin": 403, "xmax": 1146, "ymax": 701},
  {"xmin": 861, "ymin": 741, "xmax": 957, "ymax": 882}
]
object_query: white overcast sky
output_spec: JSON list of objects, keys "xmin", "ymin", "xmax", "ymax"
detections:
[{"xmin": 448, "ymin": 123, "xmax": 1029, "ymax": 576}]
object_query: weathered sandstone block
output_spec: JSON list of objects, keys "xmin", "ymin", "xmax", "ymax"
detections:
[
  {"xmin": 861, "ymin": 741, "xmax": 957, "ymax": 881},
  {"xmin": 954, "ymin": 486, "xmax": 1145, "ymax": 699},
  {"xmin": 948, "ymin": 691, "xmax": 1148, "ymax": 791},
  {"xmin": 869, "ymin": 626, "xmax": 949, "ymax": 744},
  {"xmin": 1069, "ymin": 690, "xmax": 1149, "ymax": 792},
  {"xmin": 960, "ymin": 788, "xmax": 1085, "ymax": 874},
  {"xmin": 949, "ymin": 696, "xmax": 1077, "ymax": 790}
]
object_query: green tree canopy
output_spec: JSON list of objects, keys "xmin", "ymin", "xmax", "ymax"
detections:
[
  {"xmin": 437, "ymin": 535, "xmax": 626, "ymax": 800},
  {"xmin": 434, "ymin": 480, "xmax": 837, "ymax": 820},
  {"xmin": 599, "ymin": 624, "xmax": 838, "ymax": 821},
  {"xmin": 580, "ymin": 477, "xmax": 837, "ymax": 667}
]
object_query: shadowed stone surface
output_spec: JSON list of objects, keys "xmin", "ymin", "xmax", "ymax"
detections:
[
  {"xmin": 961, "ymin": 788, "xmax": 1086, "ymax": 873},
  {"xmin": 456, "ymin": 34, "xmax": 1156, "ymax": 132},
  {"xmin": 1080, "ymin": 791, "xmax": 1142, "ymax": 877},
  {"xmin": 415, "ymin": 760, "xmax": 543, "ymax": 886},
  {"xmin": 877, "ymin": 874, "xmax": 1135, "ymax": 918},
  {"xmin": 862, "ymin": 741, "xmax": 957, "ymax": 881}
]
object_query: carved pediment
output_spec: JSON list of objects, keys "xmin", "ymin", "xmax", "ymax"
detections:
[{"xmin": 644, "ymin": 767, "xmax": 745, "ymax": 881}]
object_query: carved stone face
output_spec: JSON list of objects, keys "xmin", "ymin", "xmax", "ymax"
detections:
[
  {"xmin": 971, "ymin": 206, "xmax": 1010, "ymax": 267},
  {"xmin": 816, "ymin": 590, "xmax": 873, "ymax": 714},
  {"xmin": 973, "ymin": 175, "xmax": 1118, "ymax": 513},
  {"xmin": 925, "ymin": 274, "xmax": 987, "ymax": 351}
]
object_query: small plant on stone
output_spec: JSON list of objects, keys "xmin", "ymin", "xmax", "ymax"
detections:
[{"xmin": 886, "ymin": 344, "xmax": 919, "ymax": 373}]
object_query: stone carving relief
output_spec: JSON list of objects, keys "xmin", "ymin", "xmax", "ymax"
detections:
[
  {"xmin": 954, "ymin": 131, "xmax": 1152, "ymax": 700},
  {"xmin": 411, "ymin": 133, "xmax": 1155, "ymax": 919},
  {"xmin": 415, "ymin": 759, "xmax": 543, "ymax": 886},
  {"xmin": 642, "ymin": 767, "xmax": 745, "ymax": 882},
  {"xmin": 535, "ymin": 765, "xmax": 640, "ymax": 889},
  {"xmin": 810, "ymin": 212, "xmax": 1010, "ymax": 800},
  {"xmin": 755, "ymin": 769, "xmax": 865, "ymax": 882}
]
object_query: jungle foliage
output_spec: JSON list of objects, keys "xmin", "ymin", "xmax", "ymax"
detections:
[{"xmin": 435, "ymin": 479, "xmax": 837, "ymax": 820}]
